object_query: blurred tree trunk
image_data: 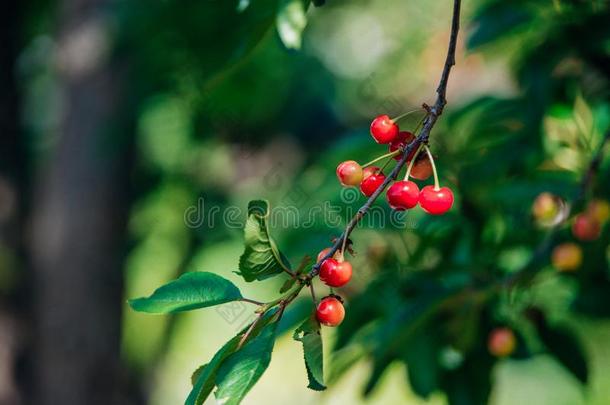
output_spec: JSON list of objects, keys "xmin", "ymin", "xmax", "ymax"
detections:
[
  {"xmin": 0, "ymin": 1, "xmax": 26, "ymax": 404},
  {"xmin": 28, "ymin": 0, "xmax": 138, "ymax": 404}
]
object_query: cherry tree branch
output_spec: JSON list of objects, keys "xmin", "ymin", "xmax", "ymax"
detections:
[{"xmin": 307, "ymin": 0, "xmax": 462, "ymax": 279}]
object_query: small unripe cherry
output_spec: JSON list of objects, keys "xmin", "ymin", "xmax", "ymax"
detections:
[
  {"xmin": 488, "ymin": 327, "xmax": 516, "ymax": 357},
  {"xmin": 317, "ymin": 247, "xmax": 332, "ymax": 264},
  {"xmin": 419, "ymin": 185, "xmax": 454, "ymax": 215},
  {"xmin": 586, "ymin": 199, "xmax": 610, "ymax": 224},
  {"xmin": 319, "ymin": 258, "xmax": 352, "ymax": 287},
  {"xmin": 389, "ymin": 131, "xmax": 415, "ymax": 160},
  {"xmin": 410, "ymin": 156, "xmax": 433, "ymax": 180},
  {"xmin": 370, "ymin": 115, "xmax": 399, "ymax": 144},
  {"xmin": 532, "ymin": 192, "xmax": 560, "ymax": 225},
  {"xmin": 360, "ymin": 171, "xmax": 386, "ymax": 197},
  {"xmin": 336, "ymin": 160, "xmax": 363, "ymax": 187},
  {"xmin": 316, "ymin": 296, "xmax": 345, "ymax": 327},
  {"xmin": 551, "ymin": 242, "xmax": 582, "ymax": 272},
  {"xmin": 386, "ymin": 180, "xmax": 419, "ymax": 210},
  {"xmin": 572, "ymin": 213, "xmax": 601, "ymax": 241},
  {"xmin": 362, "ymin": 166, "xmax": 380, "ymax": 181}
]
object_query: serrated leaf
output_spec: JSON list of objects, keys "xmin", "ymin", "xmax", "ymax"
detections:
[
  {"xmin": 539, "ymin": 324, "xmax": 588, "ymax": 383},
  {"xmin": 238, "ymin": 200, "xmax": 292, "ymax": 282},
  {"xmin": 129, "ymin": 272, "xmax": 242, "ymax": 313},
  {"xmin": 214, "ymin": 321, "xmax": 278, "ymax": 405},
  {"xmin": 294, "ymin": 315, "xmax": 326, "ymax": 390},
  {"xmin": 187, "ymin": 309, "xmax": 279, "ymax": 405},
  {"xmin": 277, "ymin": 0, "xmax": 308, "ymax": 49}
]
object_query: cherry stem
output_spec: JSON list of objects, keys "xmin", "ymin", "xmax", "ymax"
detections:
[
  {"xmin": 241, "ymin": 298, "xmax": 264, "ymax": 306},
  {"xmin": 309, "ymin": 283, "xmax": 317, "ymax": 303},
  {"xmin": 424, "ymin": 145, "xmax": 440, "ymax": 190},
  {"xmin": 404, "ymin": 144, "xmax": 424, "ymax": 180},
  {"xmin": 391, "ymin": 108, "xmax": 423, "ymax": 123},
  {"xmin": 363, "ymin": 150, "xmax": 400, "ymax": 168}
]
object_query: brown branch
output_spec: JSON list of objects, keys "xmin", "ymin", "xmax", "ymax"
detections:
[{"xmin": 307, "ymin": 0, "xmax": 462, "ymax": 279}]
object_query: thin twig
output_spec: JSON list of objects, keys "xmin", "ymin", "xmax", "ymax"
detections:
[
  {"xmin": 307, "ymin": 0, "xmax": 462, "ymax": 279},
  {"xmin": 238, "ymin": 311, "xmax": 264, "ymax": 349}
]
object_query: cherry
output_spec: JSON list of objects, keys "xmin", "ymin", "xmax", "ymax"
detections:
[
  {"xmin": 319, "ymin": 258, "xmax": 352, "ymax": 287},
  {"xmin": 362, "ymin": 166, "xmax": 380, "ymax": 180},
  {"xmin": 389, "ymin": 131, "xmax": 415, "ymax": 160},
  {"xmin": 360, "ymin": 170, "xmax": 386, "ymax": 197},
  {"xmin": 370, "ymin": 114, "xmax": 399, "ymax": 144},
  {"xmin": 419, "ymin": 185, "xmax": 454, "ymax": 215},
  {"xmin": 532, "ymin": 192, "xmax": 560, "ymax": 225},
  {"xmin": 572, "ymin": 213, "xmax": 601, "ymax": 241},
  {"xmin": 336, "ymin": 160, "xmax": 363, "ymax": 187},
  {"xmin": 551, "ymin": 242, "xmax": 582, "ymax": 272},
  {"xmin": 386, "ymin": 180, "xmax": 420, "ymax": 210},
  {"xmin": 586, "ymin": 199, "xmax": 610, "ymax": 224},
  {"xmin": 488, "ymin": 327, "xmax": 516, "ymax": 357},
  {"xmin": 317, "ymin": 247, "xmax": 332, "ymax": 263},
  {"xmin": 410, "ymin": 155, "xmax": 433, "ymax": 181},
  {"xmin": 316, "ymin": 296, "xmax": 345, "ymax": 327}
]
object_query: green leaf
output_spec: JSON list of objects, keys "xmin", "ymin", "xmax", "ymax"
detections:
[
  {"xmin": 539, "ymin": 324, "xmax": 588, "ymax": 384},
  {"xmin": 276, "ymin": 0, "xmax": 308, "ymax": 49},
  {"xmin": 238, "ymin": 200, "xmax": 292, "ymax": 282},
  {"xmin": 293, "ymin": 315, "xmax": 326, "ymax": 390},
  {"xmin": 186, "ymin": 308, "xmax": 279, "ymax": 405},
  {"xmin": 215, "ymin": 321, "xmax": 279, "ymax": 405},
  {"xmin": 129, "ymin": 272, "xmax": 242, "ymax": 313}
]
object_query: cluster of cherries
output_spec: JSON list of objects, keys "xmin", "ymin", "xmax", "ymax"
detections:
[
  {"xmin": 336, "ymin": 114, "xmax": 454, "ymax": 215},
  {"xmin": 532, "ymin": 193, "xmax": 609, "ymax": 272},
  {"xmin": 316, "ymin": 114, "xmax": 458, "ymax": 327}
]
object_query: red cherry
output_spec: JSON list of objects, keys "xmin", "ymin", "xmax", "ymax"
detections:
[
  {"xmin": 316, "ymin": 296, "xmax": 345, "ymax": 327},
  {"xmin": 360, "ymin": 172, "xmax": 386, "ymax": 197},
  {"xmin": 370, "ymin": 114, "xmax": 399, "ymax": 144},
  {"xmin": 572, "ymin": 213, "xmax": 601, "ymax": 241},
  {"xmin": 488, "ymin": 327, "xmax": 516, "ymax": 357},
  {"xmin": 336, "ymin": 160, "xmax": 363, "ymax": 187},
  {"xmin": 319, "ymin": 258, "xmax": 352, "ymax": 287},
  {"xmin": 419, "ymin": 185, "xmax": 454, "ymax": 215},
  {"xmin": 386, "ymin": 180, "xmax": 420, "ymax": 210},
  {"xmin": 389, "ymin": 131, "xmax": 415, "ymax": 160},
  {"xmin": 317, "ymin": 247, "xmax": 332, "ymax": 263}
]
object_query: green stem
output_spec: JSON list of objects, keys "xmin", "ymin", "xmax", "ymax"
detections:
[
  {"xmin": 404, "ymin": 144, "xmax": 424, "ymax": 180},
  {"xmin": 424, "ymin": 145, "xmax": 440, "ymax": 190},
  {"xmin": 260, "ymin": 283, "xmax": 304, "ymax": 312},
  {"xmin": 391, "ymin": 108, "xmax": 422, "ymax": 124},
  {"xmin": 363, "ymin": 150, "xmax": 400, "ymax": 168}
]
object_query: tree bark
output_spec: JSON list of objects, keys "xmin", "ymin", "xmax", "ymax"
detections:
[{"xmin": 28, "ymin": 0, "xmax": 138, "ymax": 403}]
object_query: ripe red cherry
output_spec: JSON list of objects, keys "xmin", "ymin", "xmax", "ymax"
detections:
[
  {"xmin": 386, "ymin": 180, "xmax": 420, "ymax": 210},
  {"xmin": 370, "ymin": 114, "xmax": 399, "ymax": 144},
  {"xmin": 360, "ymin": 172, "xmax": 386, "ymax": 197},
  {"xmin": 319, "ymin": 258, "xmax": 352, "ymax": 287},
  {"xmin": 488, "ymin": 327, "xmax": 516, "ymax": 357},
  {"xmin": 336, "ymin": 160, "xmax": 363, "ymax": 187},
  {"xmin": 316, "ymin": 296, "xmax": 345, "ymax": 327},
  {"xmin": 317, "ymin": 247, "xmax": 332, "ymax": 263},
  {"xmin": 419, "ymin": 185, "xmax": 454, "ymax": 215},
  {"xmin": 389, "ymin": 131, "xmax": 415, "ymax": 160},
  {"xmin": 572, "ymin": 213, "xmax": 601, "ymax": 241}
]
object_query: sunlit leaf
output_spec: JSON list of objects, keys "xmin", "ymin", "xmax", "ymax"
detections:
[
  {"xmin": 238, "ymin": 200, "xmax": 292, "ymax": 281},
  {"xmin": 294, "ymin": 315, "xmax": 326, "ymax": 390},
  {"xmin": 129, "ymin": 272, "xmax": 242, "ymax": 313},
  {"xmin": 276, "ymin": 0, "xmax": 308, "ymax": 49}
]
